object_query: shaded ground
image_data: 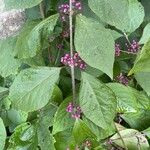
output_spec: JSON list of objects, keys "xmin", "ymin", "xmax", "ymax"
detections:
[{"xmin": 0, "ymin": 0, "xmax": 25, "ymax": 39}]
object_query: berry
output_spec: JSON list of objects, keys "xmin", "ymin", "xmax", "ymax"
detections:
[
  {"xmin": 115, "ymin": 43, "xmax": 121, "ymax": 57},
  {"xmin": 58, "ymin": 1, "xmax": 82, "ymax": 22},
  {"xmin": 116, "ymin": 73, "xmax": 129, "ymax": 86},
  {"xmin": 66, "ymin": 102, "xmax": 82, "ymax": 119},
  {"xmin": 126, "ymin": 40, "xmax": 140, "ymax": 53},
  {"xmin": 61, "ymin": 52, "xmax": 87, "ymax": 70}
]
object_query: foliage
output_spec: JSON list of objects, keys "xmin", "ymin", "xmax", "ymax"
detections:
[{"xmin": 1, "ymin": 0, "xmax": 150, "ymax": 149}]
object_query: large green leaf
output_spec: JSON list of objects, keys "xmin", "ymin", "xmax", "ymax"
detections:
[
  {"xmin": 0, "ymin": 118, "xmax": 6, "ymax": 150},
  {"xmin": 83, "ymin": 117, "xmax": 115, "ymax": 141},
  {"xmin": 135, "ymin": 72, "xmax": 150, "ymax": 96},
  {"xmin": 37, "ymin": 119, "xmax": 56, "ymax": 150},
  {"xmin": 88, "ymin": 0, "xmax": 144, "ymax": 33},
  {"xmin": 7, "ymin": 123, "xmax": 32, "ymax": 149},
  {"xmin": 75, "ymin": 15, "xmax": 115, "ymax": 78},
  {"xmin": 15, "ymin": 14, "xmax": 59, "ymax": 59},
  {"xmin": 139, "ymin": 23, "xmax": 150, "ymax": 44},
  {"xmin": 122, "ymin": 110, "xmax": 150, "ymax": 131},
  {"xmin": 107, "ymin": 83, "xmax": 150, "ymax": 113},
  {"xmin": 110, "ymin": 129, "xmax": 149, "ymax": 150},
  {"xmin": 4, "ymin": 0, "xmax": 42, "ymax": 9},
  {"xmin": 129, "ymin": 39, "xmax": 150, "ymax": 74},
  {"xmin": 9, "ymin": 67, "xmax": 60, "ymax": 112},
  {"xmin": 54, "ymin": 129, "xmax": 76, "ymax": 150},
  {"xmin": 73, "ymin": 119, "xmax": 96, "ymax": 144},
  {"xmin": 79, "ymin": 72, "xmax": 117, "ymax": 129},
  {"xmin": 7, "ymin": 109, "xmax": 28, "ymax": 125},
  {"xmin": 37, "ymin": 104, "xmax": 57, "ymax": 150},
  {"xmin": 38, "ymin": 103, "xmax": 58, "ymax": 129},
  {"xmin": 0, "ymin": 38, "xmax": 21, "ymax": 77},
  {"xmin": 52, "ymin": 97, "xmax": 75, "ymax": 135}
]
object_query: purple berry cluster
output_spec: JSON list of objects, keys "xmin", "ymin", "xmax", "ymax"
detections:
[
  {"xmin": 115, "ymin": 44, "xmax": 121, "ymax": 57},
  {"xmin": 66, "ymin": 102, "xmax": 82, "ymax": 119},
  {"xmin": 58, "ymin": 0, "xmax": 82, "ymax": 21},
  {"xmin": 116, "ymin": 73, "xmax": 129, "ymax": 86},
  {"xmin": 126, "ymin": 40, "xmax": 140, "ymax": 53},
  {"xmin": 61, "ymin": 52, "xmax": 87, "ymax": 70},
  {"xmin": 115, "ymin": 40, "xmax": 140, "ymax": 57}
]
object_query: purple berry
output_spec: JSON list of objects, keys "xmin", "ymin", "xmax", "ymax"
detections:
[
  {"xmin": 115, "ymin": 43, "xmax": 121, "ymax": 57},
  {"xmin": 61, "ymin": 52, "xmax": 87, "ymax": 70},
  {"xmin": 116, "ymin": 73, "xmax": 129, "ymax": 86},
  {"xmin": 126, "ymin": 40, "xmax": 140, "ymax": 53},
  {"xmin": 66, "ymin": 102, "xmax": 82, "ymax": 119}
]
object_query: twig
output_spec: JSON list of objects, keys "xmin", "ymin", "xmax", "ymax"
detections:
[
  {"xmin": 120, "ymin": 50, "xmax": 137, "ymax": 55},
  {"xmin": 124, "ymin": 33, "xmax": 131, "ymax": 45},
  {"xmin": 39, "ymin": 1, "xmax": 45, "ymax": 19},
  {"xmin": 69, "ymin": 0, "xmax": 76, "ymax": 103}
]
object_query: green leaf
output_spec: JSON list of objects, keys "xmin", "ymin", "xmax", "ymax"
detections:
[
  {"xmin": 7, "ymin": 123, "xmax": 32, "ymax": 149},
  {"xmin": 107, "ymin": 83, "xmax": 150, "ymax": 113},
  {"xmin": 14, "ymin": 21, "xmax": 40, "ymax": 59},
  {"xmin": 54, "ymin": 129, "xmax": 76, "ymax": 150},
  {"xmin": 88, "ymin": 0, "xmax": 144, "ymax": 33},
  {"xmin": 51, "ymin": 86, "xmax": 63, "ymax": 105},
  {"xmin": 139, "ymin": 23, "xmax": 150, "ymax": 44},
  {"xmin": 79, "ymin": 72, "xmax": 117, "ymax": 129},
  {"xmin": 15, "ymin": 14, "xmax": 59, "ymax": 59},
  {"xmin": 7, "ymin": 109, "xmax": 28, "ymax": 125},
  {"xmin": 20, "ymin": 125, "xmax": 35, "ymax": 141},
  {"xmin": 9, "ymin": 67, "xmax": 60, "ymax": 112},
  {"xmin": 135, "ymin": 72, "xmax": 150, "ymax": 96},
  {"xmin": 73, "ymin": 119, "xmax": 96, "ymax": 144},
  {"xmin": 83, "ymin": 117, "xmax": 115, "ymax": 141},
  {"xmin": 4, "ymin": 0, "xmax": 42, "ymax": 9},
  {"xmin": 143, "ymin": 127, "xmax": 150, "ymax": 139},
  {"xmin": 0, "ymin": 37, "xmax": 21, "ymax": 77},
  {"xmin": 53, "ymin": 97, "xmax": 75, "ymax": 135},
  {"xmin": 37, "ymin": 122, "xmax": 56, "ymax": 150},
  {"xmin": 129, "ymin": 39, "xmax": 150, "ymax": 74},
  {"xmin": 38, "ymin": 103, "xmax": 57, "ymax": 129},
  {"xmin": 75, "ymin": 15, "xmax": 115, "ymax": 78},
  {"xmin": 0, "ymin": 118, "xmax": 6, "ymax": 150},
  {"xmin": 121, "ymin": 110, "xmax": 150, "ymax": 131},
  {"xmin": 110, "ymin": 129, "xmax": 149, "ymax": 150},
  {"xmin": 25, "ymin": 6, "xmax": 42, "ymax": 20}
]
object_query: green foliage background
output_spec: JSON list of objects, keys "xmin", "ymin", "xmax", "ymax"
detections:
[{"xmin": 0, "ymin": 0, "xmax": 150, "ymax": 149}]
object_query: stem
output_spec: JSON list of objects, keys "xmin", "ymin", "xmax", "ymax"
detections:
[
  {"xmin": 54, "ymin": 49, "xmax": 61, "ymax": 65},
  {"xmin": 120, "ymin": 50, "xmax": 137, "ymax": 55},
  {"xmin": 114, "ymin": 123, "xmax": 128, "ymax": 150},
  {"xmin": 124, "ymin": 33, "xmax": 131, "ymax": 45},
  {"xmin": 39, "ymin": 1, "xmax": 45, "ymax": 19},
  {"xmin": 69, "ymin": 0, "xmax": 76, "ymax": 103}
]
